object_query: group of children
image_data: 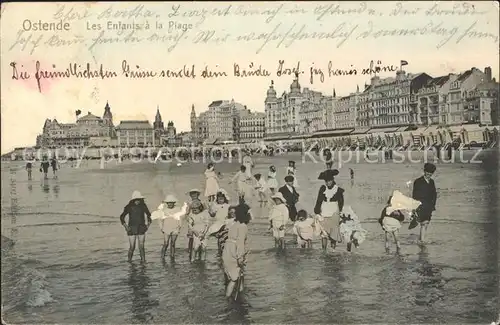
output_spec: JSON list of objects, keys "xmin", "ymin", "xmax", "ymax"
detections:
[{"xmin": 151, "ymin": 188, "xmax": 250, "ymax": 263}]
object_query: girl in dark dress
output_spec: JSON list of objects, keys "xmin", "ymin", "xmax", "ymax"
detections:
[{"xmin": 120, "ymin": 191, "xmax": 152, "ymax": 262}]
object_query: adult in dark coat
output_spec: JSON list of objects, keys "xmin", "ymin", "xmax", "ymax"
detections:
[
  {"xmin": 412, "ymin": 163, "xmax": 437, "ymax": 242},
  {"xmin": 278, "ymin": 175, "xmax": 299, "ymax": 222}
]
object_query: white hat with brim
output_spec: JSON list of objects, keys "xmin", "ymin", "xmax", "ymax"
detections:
[
  {"xmin": 271, "ymin": 192, "xmax": 286, "ymax": 203},
  {"xmin": 131, "ymin": 190, "xmax": 144, "ymax": 200},
  {"xmin": 187, "ymin": 189, "xmax": 201, "ymax": 194},
  {"xmin": 163, "ymin": 194, "xmax": 178, "ymax": 203}
]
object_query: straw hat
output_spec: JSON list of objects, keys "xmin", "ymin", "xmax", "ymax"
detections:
[
  {"xmin": 131, "ymin": 190, "xmax": 144, "ymax": 200},
  {"xmin": 163, "ymin": 194, "xmax": 177, "ymax": 203},
  {"xmin": 271, "ymin": 192, "xmax": 286, "ymax": 203},
  {"xmin": 187, "ymin": 188, "xmax": 201, "ymax": 194}
]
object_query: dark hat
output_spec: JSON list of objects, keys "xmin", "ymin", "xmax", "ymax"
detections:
[
  {"xmin": 323, "ymin": 169, "xmax": 339, "ymax": 181},
  {"xmin": 288, "ymin": 160, "xmax": 295, "ymax": 164},
  {"xmin": 423, "ymin": 163, "xmax": 436, "ymax": 173},
  {"xmin": 284, "ymin": 175, "xmax": 294, "ymax": 182},
  {"xmin": 254, "ymin": 173, "xmax": 262, "ymax": 178}
]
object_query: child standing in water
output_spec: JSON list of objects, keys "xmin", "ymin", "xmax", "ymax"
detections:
[
  {"xmin": 293, "ymin": 210, "xmax": 315, "ymax": 248},
  {"xmin": 156, "ymin": 195, "xmax": 188, "ymax": 260},
  {"xmin": 230, "ymin": 165, "xmax": 251, "ymax": 201},
  {"xmin": 26, "ymin": 161, "xmax": 32, "ymax": 180},
  {"xmin": 204, "ymin": 163, "xmax": 220, "ymax": 202},
  {"xmin": 268, "ymin": 192, "xmax": 289, "ymax": 249},
  {"xmin": 254, "ymin": 174, "xmax": 268, "ymax": 208},
  {"xmin": 185, "ymin": 189, "xmax": 205, "ymax": 257},
  {"xmin": 379, "ymin": 197, "xmax": 405, "ymax": 253},
  {"xmin": 267, "ymin": 165, "xmax": 278, "ymax": 195},
  {"xmin": 211, "ymin": 205, "xmax": 237, "ymax": 255},
  {"xmin": 187, "ymin": 200, "xmax": 210, "ymax": 262},
  {"xmin": 286, "ymin": 160, "xmax": 299, "ymax": 187},
  {"xmin": 120, "ymin": 191, "xmax": 152, "ymax": 263},
  {"xmin": 208, "ymin": 190, "xmax": 231, "ymax": 254}
]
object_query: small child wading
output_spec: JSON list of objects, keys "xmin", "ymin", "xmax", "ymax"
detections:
[
  {"xmin": 268, "ymin": 192, "xmax": 289, "ymax": 249},
  {"xmin": 153, "ymin": 195, "xmax": 188, "ymax": 260},
  {"xmin": 187, "ymin": 200, "xmax": 210, "ymax": 262},
  {"xmin": 293, "ymin": 210, "xmax": 315, "ymax": 248}
]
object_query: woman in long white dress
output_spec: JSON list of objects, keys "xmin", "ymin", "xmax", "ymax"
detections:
[
  {"xmin": 204, "ymin": 163, "xmax": 220, "ymax": 202},
  {"xmin": 222, "ymin": 205, "xmax": 250, "ymax": 298}
]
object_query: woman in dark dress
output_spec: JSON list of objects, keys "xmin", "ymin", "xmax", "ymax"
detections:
[
  {"xmin": 120, "ymin": 191, "xmax": 152, "ymax": 262},
  {"xmin": 314, "ymin": 169, "xmax": 344, "ymax": 250}
]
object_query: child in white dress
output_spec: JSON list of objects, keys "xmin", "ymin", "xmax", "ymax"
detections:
[
  {"xmin": 339, "ymin": 206, "xmax": 367, "ymax": 252},
  {"xmin": 268, "ymin": 192, "xmax": 289, "ymax": 249},
  {"xmin": 293, "ymin": 210, "xmax": 315, "ymax": 248},
  {"xmin": 187, "ymin": 200, "xmax": 210, "ymax": 262},
  {"xmin": 254, "ymin": 173, "xmax": 268, "ymax": 207},
  {"xmin": 154, "ymin": 194, "xmax": 188, "ymax": 259},
  {"xmin": 267, "ymin": 165, "xmax": 278, "ymax": 194},
  {"xmin": 204, "ymin": 163, "xmax": 220, "ymax": 202},
  {"xmin": 230, "ymin": 165, "xmax": 252, "ymax": 200}
]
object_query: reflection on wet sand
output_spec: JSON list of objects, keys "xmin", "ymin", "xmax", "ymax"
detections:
[
  {"xmin": 319, "ymin": 254, "xmax": 346, "ymax": 323},
  {"xmin": 414, "ymin": 245, "xmax": 445, "ymax": 308},
  {"xmin": 127, "ymin": 263, "xmax": 154, "ymax": 323}
]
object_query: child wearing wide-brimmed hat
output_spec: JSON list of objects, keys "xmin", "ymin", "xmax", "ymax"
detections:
[
  {"xmin": 154, "ymin": 194, "xmax": 188, "ymax": 260},
  {"xmin": 119, "ymin": 190, "xmax": 152, "ymax": 262},
  {"xmin": 187, "ymin": 199, "xmax": 210, "ymax": 262},
  {"xmin": 268, "ymin": 192, "xmax": 289, "ymax": 249}
]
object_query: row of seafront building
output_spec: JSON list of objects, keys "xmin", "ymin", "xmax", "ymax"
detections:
[
  {"xmin": 9, "ymin": 64, "xmax": 499, "ymax": 160},
  {"xmin": 188, "ymin": 65, "xmax": 498, "ymax": 148}
]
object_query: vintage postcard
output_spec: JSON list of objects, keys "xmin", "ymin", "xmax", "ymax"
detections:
[{"xmin": 1, "ymin": 1, "xmax": 499, "ymax": 324}]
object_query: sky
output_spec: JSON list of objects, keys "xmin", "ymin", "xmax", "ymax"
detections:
[{"xmin": 1, "ymin": 1, "xmax": 499, "ymax": 153}]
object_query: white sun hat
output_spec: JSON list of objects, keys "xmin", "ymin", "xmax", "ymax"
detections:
[
  {"xmin": 163, "ymin": 194, "xmax": 178, "ymax": 203},
  {"xmin": 271, "ymin": 192, "xmax": 285, "ymax": 203},
  {"xmin": 131, "ymin": 190, "xmax": 144, "ymax": 200}
]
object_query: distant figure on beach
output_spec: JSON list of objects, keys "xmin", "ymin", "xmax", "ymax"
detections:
[
  {"xmin": 412, "ymin": 163, "xmax": 437, "ymax": 243},
  {"xmin": 26, "ymin": 161, "xmax": 32, "ymax": 180},
  {"xmin": 253, "ymin": 173, "xmax": 268, "ymax": 207},
  {"xmin": 40, "ymin": 157, "xmax": 50, "ymax": 179},
  {"xmin": 120, "ymin": 191, "xmax": 152, "ymax": 263},
  {"xmin": 349, "ymin": 168, "xmax": 354, "ymax": 180},
  {"xmin": 267, "ymin": 165, "xmax": 278, "ymax": 195},
  {"xmin": 204, "ymin": 163, "xmax": 220, "ymax": 202},
  {"xmin": 278, "ymin": 175, "xmax": 299, "ymax": 222},
  {"xmin": 286, "ymin": 160, "xmax": 299, "ymax": 187},
  {"xmin": 50, "ymin": 157, "xmax": 58, "ymax": 178},
  {"xmin": 230, "ymin": 165, "xmax": 252, "ymax": 201},
  {"xmin": 314, "ymin": 169, "xmax": 344, "ymax": 251},
  {"xmin": 242, "ymin": 152, "xmax": 254, "ymax": 178}
]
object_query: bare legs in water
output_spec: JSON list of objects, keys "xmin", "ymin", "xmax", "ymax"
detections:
[
  {"xmin": 419, "ymin": 221, "xmax": 429, "ymax": 243},
  {"xmin": 385, "ymin": 230, "xmax": 401, "ymax": 253},
  {"xmin": 128, "ymin": 234, "xmax": 146, "ymax": 262},
  {"xmin": 161, "ymin": 233, "xmax": 178, "ymax": 260}
]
